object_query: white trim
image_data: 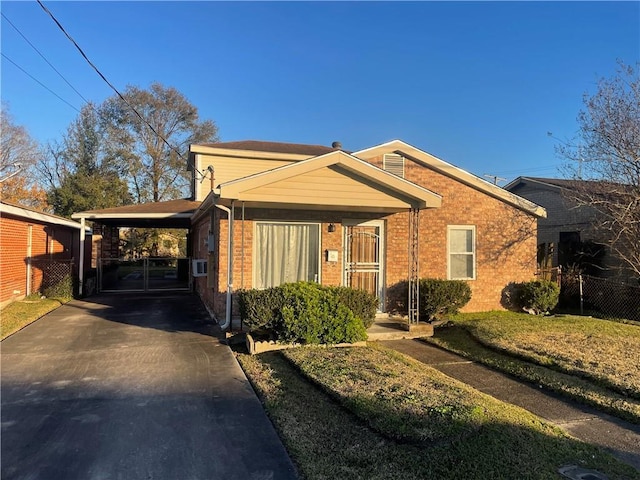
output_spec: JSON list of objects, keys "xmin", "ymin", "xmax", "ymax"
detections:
[
  {"xmin": 447, "ymin": 225, "xmax": 476, "ymax": 280},
  {"xmin": 71, "ymin": 212, "xmax": 193, "ymax": 220},
  {"xmin": 353, "ymin": 140, "xmax": 546, "ymax": 218},
  {"xmin": 1, "ymin": 202, "xmax": 84, "ymax": 230},
  {"xmin": 217, "ymin": 149, "xmax": 442, "ymax": 209},
  {"xmin": 252, "ymin": 220, "xmax": 322, "ymax": 289}
]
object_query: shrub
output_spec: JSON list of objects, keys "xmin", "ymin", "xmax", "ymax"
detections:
[
  {"xmin": 419, "ymin": 279, "xmax": 472, "ymax": 321},
  {"xmin": 329, "ymin": 286, "xmax": 378, "ymax": 328},
  {"xmin": 517, "ymin": 280, "xmax": 560, "ymax": 314},
  {"xmin": 237, "ymin": 287, "xmax": 285, "ymax": 332},
  {"xmin": 237, "ymin": 282, "xmax": 368, "ymax": 344},
  {"xmin": 386, "ymin": 279, "xmax": 472, "ymax": 322},
  {"xmin": 42, "ymin": 274, "xmax": 74, "ymax": 300}
]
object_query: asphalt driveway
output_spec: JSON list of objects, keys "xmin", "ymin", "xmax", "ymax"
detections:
[{"xmin": 1, "ymin": 293, "xmax": 297, "ymax": 480}]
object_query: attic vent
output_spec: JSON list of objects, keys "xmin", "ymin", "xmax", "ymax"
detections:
[{"xmin": 383, "ymin": 153, "xmax": 405, "ymax": 178}]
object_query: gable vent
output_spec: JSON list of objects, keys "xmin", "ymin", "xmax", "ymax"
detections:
[{"xmin": 383, "ymin": 153, "xmax": 405, "ymax": 178}]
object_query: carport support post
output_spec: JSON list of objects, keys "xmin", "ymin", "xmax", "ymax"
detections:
[{"xmin": 79, "ymin": 217, "xmax": 85, "ymax": 297}]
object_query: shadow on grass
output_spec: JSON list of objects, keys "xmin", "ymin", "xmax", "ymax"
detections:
[{"xmin": 240, "ymin": 351, "xmax": 638, "ymax": 480}]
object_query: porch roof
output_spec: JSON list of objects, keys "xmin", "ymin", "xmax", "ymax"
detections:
[
  {"xmin": 211, "ymin": 150, "xmax": 442, "ymax": 212},
  {"xmin": 71, "ymin": 199, "xmax": 201, "ymax": 228}
]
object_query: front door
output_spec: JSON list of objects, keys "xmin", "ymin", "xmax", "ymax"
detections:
[{"xmin": 344, "ymin": 220, "xmax": 384, "ymax": 310}]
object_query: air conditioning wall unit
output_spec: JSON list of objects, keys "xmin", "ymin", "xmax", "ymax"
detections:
[{"xmin": 192, "ymin": 259, "xmax": 207, "ymax": 277}]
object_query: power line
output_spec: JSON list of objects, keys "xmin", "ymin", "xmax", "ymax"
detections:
[
  {"xmin": 1, "ymin": 12, "xmax": 90, "ymax": 105},
  {"xmin": 1, "ymin": 52, "xmax": 80, "ymax": 113},
  {"xmin": 36, "ymin": 0, "xmax": 205, "ymax": 180}
]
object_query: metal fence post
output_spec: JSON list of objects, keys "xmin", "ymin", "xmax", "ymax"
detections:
[{"xmin": 579, "ymin": 273, "xmax": 584, "ymax": 316}]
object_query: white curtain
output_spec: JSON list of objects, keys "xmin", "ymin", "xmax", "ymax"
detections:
[{"xmin": 255, "ymin": 223, "xmax": 319, "ymax": 289}]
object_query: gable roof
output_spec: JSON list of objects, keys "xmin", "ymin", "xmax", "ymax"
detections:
[
  {"xmin": 504, "ymin": 176, "xmax": 623, "ymax": 191},
  {"xmin": 1, "ymin": 201, "xmax": 86, "ymax": 230},
  {"xmin": 212, "ymin": 149, "xmax": 442, "ymax": 212},
  {"xmin": 354, "ymin": 140, "xmax": 546, "ymax": 218}
]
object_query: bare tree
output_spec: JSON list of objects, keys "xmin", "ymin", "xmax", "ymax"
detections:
[
  {"xmin": 101, "ymin": 83, "xmax": 219, "ymax": 203},
  {"xmin": 0, "ymin": 104, "xmax": 48, "ymax": 210},
  {"xmin": 559, "ymin": 62, "xmax": 640, "ymax": 278}
]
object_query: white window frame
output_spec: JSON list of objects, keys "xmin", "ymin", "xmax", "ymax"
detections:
[
  {"xmin": 447, "ymin": 225, "xmax": 476, "ymax": 280},
  {"xmin": 252, "ymin": 221, "xmax": 322, "ymax": 289}
]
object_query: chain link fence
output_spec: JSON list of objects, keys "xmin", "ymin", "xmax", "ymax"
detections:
[
  {"xmin": 560, "ymin": 272, "xmax": 640, "ymax": 321},
  {"xmin": 30, "ymin": 259, "xmax": 75, "ymax": 298}
]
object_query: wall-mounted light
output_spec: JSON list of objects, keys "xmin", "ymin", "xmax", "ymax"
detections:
[{"xmin": 328, "ymin": 223, "xmax": 336, "ymax": 233}]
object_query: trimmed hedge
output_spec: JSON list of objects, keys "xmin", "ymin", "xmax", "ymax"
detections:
[
  {"xmin": 517, "ymin": 280, "xmax": 560, "ymax": 314},
  {"xmin": 330, "ymin": 286, "xmax": 378, "ymax": 329},
  {"xmin": 387, "ymin": 278, "xmax": 472, "ymax": 322},
  {"xmin": 236, "ymin": 282, "xmax": 377, "ymax": 344}
]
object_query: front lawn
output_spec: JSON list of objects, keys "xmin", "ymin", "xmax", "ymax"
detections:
[
  {"xmin": 237, "ymin": 345, "xmax": 638, "ymax": 480},
  {"xmin": 428, "ymin": 311, "xmax": 640, "ymax": 422},
  {"xmin": 1, "ymin": 295, "xmax": 67, "ymax": 339}
]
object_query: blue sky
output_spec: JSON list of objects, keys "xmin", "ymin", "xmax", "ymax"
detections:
[{"xmin": 1, "ymin": 1, "xmax": 638, "ymax": 183}]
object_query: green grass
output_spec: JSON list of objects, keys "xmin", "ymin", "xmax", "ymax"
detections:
[
  {"xmin": 237, "ymin": 345, "xmax": 639, "ymax": 480},
  {"xmin": 1, "ymin": 295, "xmax": 68, "ymax": 339},
  {"xmin": 427, "ymin": 311, "xmax": 640, "ymax": 423}
]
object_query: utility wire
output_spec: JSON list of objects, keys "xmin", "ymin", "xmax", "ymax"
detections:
[
  {"xmin": 2, "ymin": 12, "xmax": 91, "ymax": 105},
  {"xmin": 36, "ymin": 0, "xmax": 205, "ymax": 179},
  {"xmin": 1, "ymin": 52, "xmax": 80, "ymax": 113}
]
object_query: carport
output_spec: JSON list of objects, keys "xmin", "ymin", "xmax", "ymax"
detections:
[{"xmin": 71, "ymin": 199, "xmax": 201, "ymax": 295}]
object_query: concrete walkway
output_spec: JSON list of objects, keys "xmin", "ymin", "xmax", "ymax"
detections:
[
  {"xmin": 380, "ymin": 339, "xmax": 640, "ymax": 472},
  {"xmin": 1, "ymin": 293, "xmax": 297, "ymax": 480}
]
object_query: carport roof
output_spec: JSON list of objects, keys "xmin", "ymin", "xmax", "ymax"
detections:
[{"xmin": 71, "ymin": 199, "xmax": 201, "ymax": 228}]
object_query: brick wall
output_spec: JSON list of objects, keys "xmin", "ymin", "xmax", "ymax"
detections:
[
  {"xmin": 370, "ymin": 154, "xmax": 538, "ymax": 311},
  {"xmin": 192, "ymin": 158, "xmax": 539, "ymax": 317},
  {"xmin": 1, "ymin": 214, "xmax": 78, "ymax": 306}
]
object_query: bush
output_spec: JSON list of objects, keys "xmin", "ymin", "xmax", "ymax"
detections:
[
  {"xmin": 386, "ymin": 279, "xmax": 472, "ymax": 322},
  {"xmin": 328, "ymin": 286, "xmax": 378, "ymax": 328},
  {"xmin": 237, "ymin": 287, "xmax": 285, "ymax": 332},
  {"xmin": 42, "ymin": 274, "xmax": 74, "ymax": 300},
  {"xmin": 419, "ymin": 279, "xmax": 472, "ymax": 321},
  {"xmin": 237, "ymin": 282, "xmax": 369, "ymax": 344},
  {"xmin": 517, "ymin": 280, "xmax": 560, "ymax": 314}
]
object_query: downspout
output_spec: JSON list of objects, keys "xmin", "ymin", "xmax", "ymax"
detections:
[
  {"xmin": 26, "ymin": 225, "xmax": 33, "ymax": 295},
  {"xmin": 79, "ymin": 217, "xmax": 85, "ymax": 296},
  {"xmin": 215, "ymin": 200, "xmax": 234, "ymax": 331}
]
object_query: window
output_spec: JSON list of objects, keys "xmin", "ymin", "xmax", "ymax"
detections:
[
  {"xmin": 383, "ymin": 153, "xmax": 405, "ymax": 178},
  {"xmin": 254, "ymin": 222, "xmax": 320, "ymax": 289},
  {"xmin": 448, "ymin": 226, "xmax": 476, "ymax": 280}
]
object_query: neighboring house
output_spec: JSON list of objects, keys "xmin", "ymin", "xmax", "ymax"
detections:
[
  {"xmin": 504, "ymin": 176, "xmax": 631, "ymax": 280},
  {"xmin": 187, "ymin": 140, "xmax": 546, "ymax": 326},
  {"xmin": 0, "ymin": 201, "xmax": 91, "ymax": 307}
]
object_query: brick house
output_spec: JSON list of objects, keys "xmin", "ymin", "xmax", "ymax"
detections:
[
  {"xmin": 0, "ymin": 201, "xmax": 91, "ymax": 307},
  {"xmin": 504, "ymin": 176, "xmax": 633, "ymax": 280},
  {"xmin": 188, "ymin": 140, "xmax": 546, "ymax": 328}
]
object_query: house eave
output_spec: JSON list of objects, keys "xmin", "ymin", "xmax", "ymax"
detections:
[{"xmin": 1, "ymin": 202, "xmax": 84, "ymax": 230}]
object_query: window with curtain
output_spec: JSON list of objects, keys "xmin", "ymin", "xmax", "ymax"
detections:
[
  {"xmin": 254, "ymin": 222, "xmax": 320, "ymax": 289},
  {"xmin": 448, "ymin": 225, "xmax": 476, "ymax": 280}
]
